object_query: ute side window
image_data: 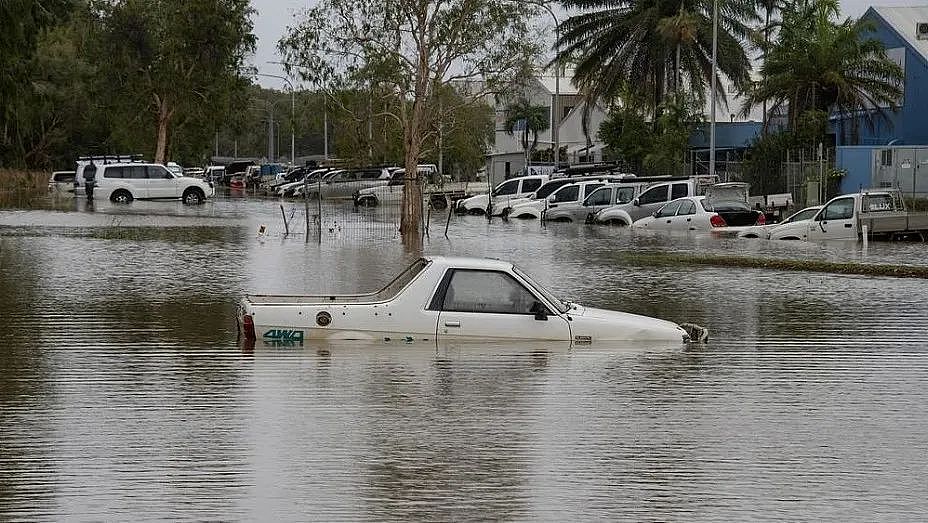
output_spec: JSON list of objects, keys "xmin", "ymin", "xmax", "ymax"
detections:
[
  {"xmin": 638, "ymin": 185, "xmax": 668, "ymax": 205},
  {"xmin": 671, "ymin": 183, "xmax": 689, "ymax": 199},
  {"xmin": 615, "ymin": 187, "xmax": 636, "ymax": 203},
  {"xmin": 440, "ymin": 270, "xmax": 539, "ymax": 315},
  {"xmin": 822, "ymin": 198, "xmax": 855, "ymax": 220},
  {"xmin": 583, "ymin": 183, "xmax": 604, "ymax": 197}
]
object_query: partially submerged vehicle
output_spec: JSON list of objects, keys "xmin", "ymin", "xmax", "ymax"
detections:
[
  {"xmin": 737, "ymin": 206, "xmax": 822, "ymax": 239},
  {"xmin": 239, "ymin": 256, "xmax": 703, "ymax": 344},
  {"xmin": 48, "ymin": 170, "xmax": 76, "ymax": 197}
]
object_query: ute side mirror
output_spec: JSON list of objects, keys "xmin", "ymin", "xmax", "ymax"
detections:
[
  {"xmin": 530, "ymin": 301, "xmax": 548, "ymax": 321},
  {"xmin": 632, "ymin": 198, "xmax": 640, "ymax": 206}
]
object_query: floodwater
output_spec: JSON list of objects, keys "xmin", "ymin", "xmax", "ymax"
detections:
[{"xmin": 2, "ymin": 194, "xmax": 928, "ymax": 520}]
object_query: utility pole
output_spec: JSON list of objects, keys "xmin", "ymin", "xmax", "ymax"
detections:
[
  {"xmin": 709, "ymin": 0, "xmax": 718, "ymax": 179},
  {"xmin": 257, "ymin": 72, "xmax": 296, "ymax": 165}
]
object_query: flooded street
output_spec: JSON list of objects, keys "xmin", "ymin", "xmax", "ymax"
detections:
[{"xmin": 2, "ymin": 195, "xmax": 928, "ymax": 520}]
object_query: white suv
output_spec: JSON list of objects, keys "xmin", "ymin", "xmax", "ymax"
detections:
[{"xmin": 92, "ymin": 163, "xmax": 215, "ymax": 204}]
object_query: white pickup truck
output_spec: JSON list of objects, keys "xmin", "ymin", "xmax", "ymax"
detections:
[
  {"xmin": 239, "ymin": 256, "xmax": 700, "ymax": 344},
  {"xmin": 799, "ymin": 190, "xmax": 928, "ymax": 241}
]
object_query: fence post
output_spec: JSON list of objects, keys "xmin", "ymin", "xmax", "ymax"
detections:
[
  {"xmin": 316, "ymin": 177, "xmax": 322, "ymax": 244},
  {"xmin": 303, "ymin": 175, "xmax": 309, "ymax": 243},
  {"xmin": 280, "ymin": 204, "xmax": 290, "ymax": 237}
]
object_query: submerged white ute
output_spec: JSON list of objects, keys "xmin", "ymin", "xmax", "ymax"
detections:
[{"xmin": 238, "ymin": 256, "xmax": 705, "ymax": 345}]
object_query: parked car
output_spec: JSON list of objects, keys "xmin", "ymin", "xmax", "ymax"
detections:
[
  {"xmin": 299, "ymin": 168, "xmax": 392, "ymax": 200},
  {"xmin": 737, "ymin": 206, "xmax": 822, "ymax": 239},
  {"xmin": 591, "ymin": 176, "xmax": 719, "ymax": 225},
  {"xmin": 455, "ymin": 175, "xmax": 548, "ymax": 215},
  {"xmin": 204, "ymin": 165, "xmax": 227, "ymax": 184},
  {"xmin": 48, "ymin": 170, "xmax": 76, "ymax": 197},
  {"xmin": 165, "ymin": 162, "xmax": 183, "ymax": 176},
  {"xmin": 792, "ymin": 190, "xmax": 928, "ymax": 242},
  {"xmin": 239, "ymin": 256, "xmax": 697, "ymax": 343},
  {"xmin": 507, "ymin": 180, "xmax": 608, "ymax": 220},
  {"xmin": 579, "ymin": 183, "xmax": 647, "ymax": 223},
  {"xmin": 95, "ymin": 163, "xmax": 215, "ymax": 204},
  {"xmin": 632, "ymin": 193, "xmax": 764, "ymax": 232}
]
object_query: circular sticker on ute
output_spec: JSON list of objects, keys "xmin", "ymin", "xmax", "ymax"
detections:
[{"xmin": 316, "ymin": 311, "xmax": 332, "ymax": 326}]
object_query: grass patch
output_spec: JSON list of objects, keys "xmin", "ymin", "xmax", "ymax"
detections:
[
  {"xmin": 0, "ymin": 169, "xmax": 47, "ymax": 192},
  {"xmin": 620, "ymin": 252, "xmax": 928, "ymax": 279}
]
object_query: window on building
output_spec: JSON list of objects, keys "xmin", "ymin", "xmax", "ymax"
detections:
[{"xmin": 880, "ymin": 149, "xmax": 893, "ymax": 167}]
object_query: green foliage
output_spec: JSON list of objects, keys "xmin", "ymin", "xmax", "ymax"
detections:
[
  {"xmin": 503, "ymin": 98, "xmax": 550, "ymax": 158},
  {"xmin": 744, "ymin": 0, "xmax": 904, "ymax": 143},
  {"xmin": 557, "ymin": 0, "xmax": 756, "ymax": 113},
  {"xmin": 742, "ymin": 109, "xmax": 830, "ymax": 195},
  {"xmin": 599, "ymin": 90, "xmax": 702, "ymax": 175},
  {"xmin": 90, "ymin": 0, "xmax": 257, "ymax": 162}
]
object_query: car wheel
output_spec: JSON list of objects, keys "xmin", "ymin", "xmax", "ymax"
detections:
[
  {"xmin": 111, "ymin": 190, "xmax": 133, "ymax": 204},
  {"xmin": 467, "ymin": 207, "xmax": 485, "ymax": 216},
  {"xmin": 182, "ymin": 188, "xmax": 204, "ymax": 205},
  {"xmin": 604, "ymin": 219, "xmax": 627, "ymax": 226}
]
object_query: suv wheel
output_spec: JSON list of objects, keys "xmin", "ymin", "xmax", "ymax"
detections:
[
  {"xmin": 183, "ymin": 188, "xmax": 205, "ymax": 205},
  {"xmin": 111, "ymin": 190, "xmax": 133, "ymax": 204}
]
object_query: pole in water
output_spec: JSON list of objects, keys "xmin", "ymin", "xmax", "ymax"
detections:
[
  {"xmin": 444, "ymin": 200, "xmax": 454, "ymax": 238},
  {"xmin": 303, "ymin": 174, "xmax": 310, "ymax": 243},
  {"xmin": 317, "ymin": 177, "xmax": 322, "ymax": 244},
  {"xmin": 280, "ymin": 204, "xmax": 289, "ymax": 236}
]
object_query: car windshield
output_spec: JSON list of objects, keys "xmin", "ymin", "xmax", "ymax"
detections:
[
  {"xmin": 535, "ymin": 180, "xmax": 569, "ymax": 199},
  {"xmin": 512, "ymin": 266, "xmax": 568, "ymax": 314}
]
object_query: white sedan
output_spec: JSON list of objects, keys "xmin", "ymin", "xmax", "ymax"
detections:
[
  {"xmin": 737, "ymin": 206, "xmax": 822, "ymax": 240},
  {"xmin": 632, "ymin": 196, "xmax": 765, "ymax": 232}
]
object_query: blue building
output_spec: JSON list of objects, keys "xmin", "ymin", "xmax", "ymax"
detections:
[
  {"xmin": 834, "ymin": 6, "xmax": 928, "ymax": 193},
  {"xmin": 834, "ymin": 6, "xmax": 928, "ymax": 146}
]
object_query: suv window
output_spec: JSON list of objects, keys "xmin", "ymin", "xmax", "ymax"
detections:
[
  {"xmin": 359, "ymin": 170, "xmax": 383, "ymax": 180},
  {"xmin": 583, "ymin": 183, "xmax": 604, "ymax": 197},
  {"xmin": 148, "ymin": 166, "xmax": 173, "ymax": 179},
  {"xmin": 441, "ymin": 270, "xmax": 539, "ymax": 315},
  {"xmin": 127, "ymin": 166, "xmax": 147, "ymax": 179},
  {"xmin": 552, "ymin": 185, "xmax": 580, "ymax": 203},
  {"xmin": 656, "ymin": 200, "xmax": 682, "ymax": 217},
  {"xmin": 535, "ymin": 180, "xmax": 571, "ymax": 198},
  {"xmin": 521, "ymin": 178, "xmax": 543, "ymax": 193},
  {"xmin": 584, "ymin": 188, "xmax": 611, "ymax": 206},
  {"xmin": 671, "ymin": 183, "xmax": 689, "ymax": 199},
  {"xmin": 102, "ymin": 166, "xmax": 122, "ymax": 179},
  {"xmin": 494, "ymin": 179, "xmax": 520, "ymax": 196},
  {"xmin": 615, "ymin": 187, "xmax": 636, "ymax": 204},
  {"xmin": 638, "ymin": 185, "xmax": 668, "ymax": 205}
]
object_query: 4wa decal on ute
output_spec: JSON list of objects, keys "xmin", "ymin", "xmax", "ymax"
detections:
[{"xmin": 263, "ymin": 329, "xmax": 305, "ymax": 342}]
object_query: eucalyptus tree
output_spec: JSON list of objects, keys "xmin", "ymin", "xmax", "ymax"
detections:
[
  {"xmin": 556, "ymin": 0, "xmax": 756, "ymax": 117},
  {"xmin": 91, "ymin": 0, "xmax": 256, "ymax": 163},
  {"xmin": 279, "ymin": 0, "xmax": 541, "ymax": 239},
  {"xmin": 744, "ymin": 0, "xmax": 904, "ymax": 142}
]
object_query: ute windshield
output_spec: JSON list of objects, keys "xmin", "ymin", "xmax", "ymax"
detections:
[{"xmin": 513, "ymin": 266, "xmax": 569, "ymax": 314}]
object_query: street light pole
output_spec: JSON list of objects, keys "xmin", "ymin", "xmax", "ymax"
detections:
[
  {"xmin": 535, "ymin": 3, "xmax": 560, "ymax": 168},
  {"xmin": 709, "ymin": 0, "xmax": 718, "ymax": 179},
  {"xmin": 257, "ymin": 72, "xmax": 295, "ymax": 165}
]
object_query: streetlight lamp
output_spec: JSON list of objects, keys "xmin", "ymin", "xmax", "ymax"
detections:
[{"xmin": 257, "ymin": 72, "xmax": 295, "ymax": 166}]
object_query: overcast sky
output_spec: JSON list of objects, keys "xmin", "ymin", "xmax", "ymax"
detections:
[{"xmin": 249, "ymin": 0, "xmax": 926, "ymax": 89}]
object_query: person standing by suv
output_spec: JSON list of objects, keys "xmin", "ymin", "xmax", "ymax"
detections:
[{"xmin": 83, "ymin": 164, "xmax": 97, "ymax": 202}]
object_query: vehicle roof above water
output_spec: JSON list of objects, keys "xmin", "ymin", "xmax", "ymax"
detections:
[{"xmin": 422, "ymin": 255, "xmax": 513, "ymax": 272}]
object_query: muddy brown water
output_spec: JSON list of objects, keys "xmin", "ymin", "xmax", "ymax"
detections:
[{"xmin": 2, "ymin": 195, "xmax": 928, "ymax": 520}]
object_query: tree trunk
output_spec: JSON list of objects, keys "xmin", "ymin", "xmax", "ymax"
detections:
[{"xmin": 154, "ymin": 97, "xmax": 174, "ymax": 164}]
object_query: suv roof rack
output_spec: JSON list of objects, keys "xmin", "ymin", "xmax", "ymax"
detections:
[{"xmin": 76, "ymin": 154, "xmax": 145, "ymax": 164}]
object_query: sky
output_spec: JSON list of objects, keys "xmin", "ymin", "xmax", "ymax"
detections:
[{"xmin": 249, "ymin": 0, "xmax": 927, "ymax": 89}]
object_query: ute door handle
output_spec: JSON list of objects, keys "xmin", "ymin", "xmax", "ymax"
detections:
[
  {"xmin": 686, "ymin": 218, "xmax": 692, "ymax": 222},
  {"xmin": 665, "ymin": 219, "xmax": 672, "ymax": 224},
  {"xmin": 444, "ymin": 321, "xmax": 461, "ymax": 327},
  {"xmin": 844, "ymin": 223, "xmax": 852, "ymax": 228}
]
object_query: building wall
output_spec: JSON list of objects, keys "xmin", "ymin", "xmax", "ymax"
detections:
[
  {"xmin": 689, "ymin": 122, "xmax": 763, "ymax": 149},
  {"xmin": 836, "ymin": 146, "xmax": 876, "ymax": 193},
  {"xmin": 833, "ymin": 10, "xmax": 928, "ymax": 146}
]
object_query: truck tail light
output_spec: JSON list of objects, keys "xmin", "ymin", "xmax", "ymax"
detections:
[
  {"xmin": 241, "ymin": 313, "xmax": 256, "ymax": 340},
  {"xmin": 756, "ymin": 213, "xmax": 766, "ymax": 225},
  {"xmin": 710, "ymin": 214, "xmax": 727, "ymax": 228}
]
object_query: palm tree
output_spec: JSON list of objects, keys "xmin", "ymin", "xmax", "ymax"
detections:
[
  {"xmin": 556, "ymin": 0, "xmax": 756, "ymax": 117},
  {"xmin": 503, "ymin": 98, "xmax": 551, "ymax": 168},
  {"xmin": 744, "ymin": 0, "xmax": 904, "ymax": 143}
]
